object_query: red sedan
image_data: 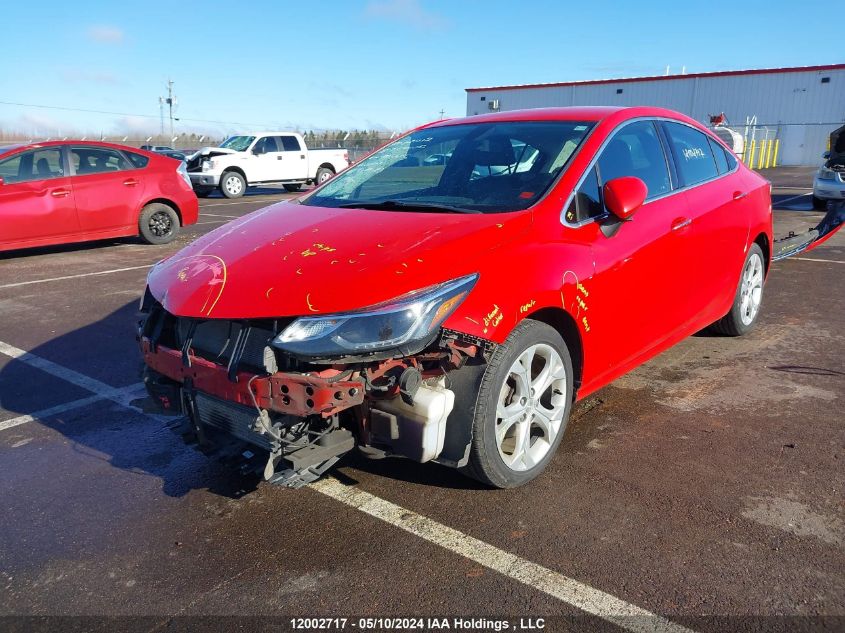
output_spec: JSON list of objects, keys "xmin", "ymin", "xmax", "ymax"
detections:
[
  {"xmin": 0, "ymin": 141, "xmax": 198, "ymax": 252},
  {"xmin": 138, "ymin": 106, "xmax": 837, "ymax": 489}
]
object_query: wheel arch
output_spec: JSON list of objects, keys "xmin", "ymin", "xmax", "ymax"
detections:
[
  {"xmin": 140, "ymin": 198, "xmax": 182, "ymax": 226},
  {"xmin": 524, "ymin": 307, "xmax": 584, "ymax": 395},
  {"xmin": 753, "ymin": 232, "xmax": 770, "ymax": 276},
  {"xmin": 318, "ymin": 162, "xmax": 336, "ymax": 173},
  {"xmin": 221, "ymin": 166, "xmax": 248, "ymax": 181}
]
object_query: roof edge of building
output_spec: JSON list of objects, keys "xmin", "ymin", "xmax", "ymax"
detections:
[{"xmin": 465, "ymin": 63, "xmax": 845, "ymax": 93}]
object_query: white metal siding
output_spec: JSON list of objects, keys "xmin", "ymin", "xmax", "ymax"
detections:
[{"xmin": 466, "ymin": 68, "xmax": 845, "ymax": 165}]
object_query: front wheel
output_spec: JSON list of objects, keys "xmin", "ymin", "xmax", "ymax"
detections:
[
  {"xmin": 194, "ymin": 186, "xmax": 214, "ymax": 198},
  {"xmin": 315, "ymin": 167, "xmax": 334, "ymax": 185},
  {"xmin": 283, "ymin": 183, "xmax": 302, "ymax": 192},
  {"xmin": 462, "ymin": 320, "xmax": 573, "ymax": 488},
  {"xmin": 139, "ymin": 203, "xmax": 180, "ymax": 245},
  {"xmin": 710, "ymin": 243, "xmax": 765, "ymax": 336},
  {"xmin": 219, "ymin": 171, "xmax": 246, "ymax": 199}
]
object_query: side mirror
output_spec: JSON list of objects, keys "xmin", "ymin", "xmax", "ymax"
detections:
[
  {"xmin": 603, "ymin": 176, "xmax": 647, "ymax": 221},
  {"xmin": 823, "ymin": 151, "xmax": 831, "ymax": 159}
]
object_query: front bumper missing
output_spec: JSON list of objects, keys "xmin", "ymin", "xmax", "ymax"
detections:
[
  {"xmin": 773, "ymin": 201, "xmax": 845, "ymax": 261},
  {"xmin": 140, "ymin": 337, "xmax": 363, "ymax": 487}
]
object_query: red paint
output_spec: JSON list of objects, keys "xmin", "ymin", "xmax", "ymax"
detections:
[
  {"xmin": 146, "ymin": 106, "xmax": 772, "ymax": 403},
  {"xmin": 602, "ymin": 177, "xmax": 647, "ymax": 219},
  {"xmin": 465, "ymin": 63, "xmax": 845, "ymax": 93},
  {"xmin": 0, "ymin": 141, "xmax": 198, "ymax": 252}
]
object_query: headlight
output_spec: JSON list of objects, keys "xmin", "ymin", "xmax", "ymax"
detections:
[
  {"xmin": 818, "ymin": 167, "xmax": 836, "ymax": 180},
  {"xmin": 201, "ymin": 159, "xmax": 214, "ymax": 172},
  {"xmin": 273, "ymin": 274, "xmax": 478, "ymax": 359}
]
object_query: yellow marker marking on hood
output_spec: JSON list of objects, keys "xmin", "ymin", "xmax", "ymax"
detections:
[{"xmin": 306, "ymin": 294, "xmax": 319, "ymax": 312}]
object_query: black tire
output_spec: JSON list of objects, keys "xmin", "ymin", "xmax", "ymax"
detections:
[
  {"xmin": 139, "ymin": 203, "xmax": 180, "ymax": 245},
  {"xmin": 315, "ymin": 167, "xmax": 334, "ymax": 186},
  {"xmin": 283, "ymin": 183, "xmax": 303, "ymax": 192},
  {"xmin": 219, "ymin": 171, "xmax": 246, "ymax": 199},
  {"xmin": 462, "ymin": 320, "xmax": 574, "ymax": 488},
  {"xmin": 194, "ymin": 186, "xmax": 214, "ymax": 198},
  {"xmin": 812, "ymin": 195, "xmax": 827, "ymax": 210},
  {"xmin": 710, "ymin": 243, "xmax": 765, "ymax": 336}
]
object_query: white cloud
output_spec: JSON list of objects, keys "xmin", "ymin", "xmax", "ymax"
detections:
[
  {"xmin": 364, "ymin": 0, "xmax": 449, "ymax": 30},
  {"xmin": 86, "ymin": 25, "xmax": 125, "ymax": 44}
]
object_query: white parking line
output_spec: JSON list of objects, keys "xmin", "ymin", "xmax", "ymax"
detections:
[
  {"xmin": 0, "ymin": 383, "xmax": 145, "ymax": 432},
  {"xmin": 0, "ymin": 339, "xmax": 695, "ymax": 632},
  {"xmin": 313, "ymin": 478, "xmax": 695, "ymax": 633},
  {"xmin": 200, "ymin": 198, "xmax": 286, "ymax": 208},
  {"xmin": 199, "ymin": 213, "xmax": 241, "ymax": 218},
  {"xmin": 793, "ymin": 257, "xmax": 845, "ymax": 264},
  {"xmin": 195, "ymin": 220, "xmax": 231, "ymax": 226},
  {"xmin": 0, "ymin": 265, "xmax": 153, "ymax": 289},
  {"xmin": 775, "ymin": 192, "xmax": 811, "ymax": 206}
]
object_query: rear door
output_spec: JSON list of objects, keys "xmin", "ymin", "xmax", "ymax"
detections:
[
  {"xmin": 577, "ymin": 119, "xmax": 694, "ymax": 370},
  {"xmin": 661, "ymin": 121, "xmax": 750, "ymax": 318},
  {"xmin": 277, "ymin": 135, "xmax": 309, "ymax": 180},
  {"xmin": 0, "ymin": 146, "xmax": 79, "ymax": 246},
  {"xmin": 69, "ymin": 145, "xmax": 146, "ymax": 233}
]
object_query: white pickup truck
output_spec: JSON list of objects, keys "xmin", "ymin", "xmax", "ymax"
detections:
[{"xmin": 186, "ymin": 133, "xmax": 350, "ymax": 198}]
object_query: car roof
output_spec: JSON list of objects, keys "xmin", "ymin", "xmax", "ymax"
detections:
[
  {"xmin": 0, "ymin": 140, "xmax": 157, "ymax": 157},
  {"xmin": 428, "ymin": 105, "xmax": 701, "ymax": 128}
]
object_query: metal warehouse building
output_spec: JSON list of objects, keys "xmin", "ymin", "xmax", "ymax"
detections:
[{"xmin": 465, "ymin": 64, "xmax": 845, "ymax": 166}]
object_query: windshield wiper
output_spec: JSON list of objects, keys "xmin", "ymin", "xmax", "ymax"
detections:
[{"xmin": 337, "ymin": 200, "xmax": 481, "ymax": 214}]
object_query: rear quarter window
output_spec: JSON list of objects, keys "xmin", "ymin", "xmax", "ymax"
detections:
[{"xmin": 126, "ymin": 152, "xmax": 150, "ymax": 168}]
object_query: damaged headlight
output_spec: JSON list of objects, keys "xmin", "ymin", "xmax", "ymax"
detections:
[
  {"xmin": 818, "ymin": 167, "xmax": 836, "ymax": 180},
  {"xmin": 273, "ymin": 274, "xmax": 478, "ymax": 359}
]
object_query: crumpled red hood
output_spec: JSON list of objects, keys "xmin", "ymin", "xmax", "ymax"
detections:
[{"xmin": 147, "ymin": 201, "xmax": 530, "ymax": 319}]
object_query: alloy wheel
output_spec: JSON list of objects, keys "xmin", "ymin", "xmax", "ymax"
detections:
[{"xmin": 739, "ymin": 252, "xmax": 764, "ymax": 326}]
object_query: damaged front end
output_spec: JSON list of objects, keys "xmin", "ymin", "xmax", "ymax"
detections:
[
  {"xmin": 138, "ymin": 276, "xmax": 493, "ymax": 488},
  {"xmin": 773, "ymin": 200, "xmax": 845, "ymax": 261}
]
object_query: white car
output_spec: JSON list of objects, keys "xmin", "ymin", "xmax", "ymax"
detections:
[{"xmin": 186, "ymin": 133, "xmax": 350, "ymax": 198}]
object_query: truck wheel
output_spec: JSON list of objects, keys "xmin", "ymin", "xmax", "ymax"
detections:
[
  {"xmin": 194, "ymin": 186, "xmax": 214, "ymax": 198},
  {"xmin": 139, "ymin": 203, "xmax": 180, "ymax": 245},
  {"xmin": 462, "ymin": 320, "xmax": 573, "ymax": 489},
  {"xmin": 220, "ymin": 171, "xmax": 246, "ymax": 199},
  {"xmin": 283, "ymin": 183, "xmax": 302, "ymax": 192},
  {"xmin": 710, "ymin": 243, "xmax": 765, "ymax": 336},
  {"xmin": 315, "ymin": 167, "xmax": 334, "ymax": 185}
]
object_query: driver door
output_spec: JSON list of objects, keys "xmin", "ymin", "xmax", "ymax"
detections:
[{"xmin": 250, "ymin": 136, "xmax": 283, "ymax": 182}]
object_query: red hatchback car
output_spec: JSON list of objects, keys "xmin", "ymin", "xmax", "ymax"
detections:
[
  {"xmin": 0, "ymin": 141, "xmax": 198, "ymax": 252},
  {"xmin": 138, "ymin": 106, "xmax": 829, "ymax": 489}
]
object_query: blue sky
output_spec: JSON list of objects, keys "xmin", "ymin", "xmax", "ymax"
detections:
[{"xmin": 0, "ymin": 0, "xmax": 838, "ymax": 137}]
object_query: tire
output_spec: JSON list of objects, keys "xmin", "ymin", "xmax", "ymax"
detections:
[
  {"xmin": 462, "ymin": 320, "xmax": 574, "ymax": 488},
  {"xmin": 139, "ymin": 203, "xmax": 180, "ymax": 245},
  {"xmin": 710, "ymin": 243, "xmax": 765, "ymax": 336},
  {"xmin": 315, "ymin": 167, "xmax": 334, "ymax": 185},
  {"xmin": 812, "ymin": 195, "xmax": 827, "ymax": 210},
  {"xmin": 219, "ymin": 171, "xmax": 246, "ymax": 199},
  {"xmin": 283, "ymin": 183, "xmax": 303, "ymax": 192},
  {"xmin": 194, "ymin": 186, "xmax": 214, "ymax": 198}
]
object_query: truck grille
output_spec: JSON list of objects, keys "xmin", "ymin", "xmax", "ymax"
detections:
[{"xmin": 194, "ymin": 392, "xmax": 273, "ymax": 451}]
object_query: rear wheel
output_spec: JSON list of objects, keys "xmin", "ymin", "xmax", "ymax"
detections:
[
  {"xmin": 194, "ymin": 186, "xmax": 214, "ymax": 198},
  {"xmin": 315, "ymin": 167, "xmax": 334, "ymax": 185},
  {"xmin": 462, "ymin": 320, "xmax": 573, "ymax": 488},
  {"xmin": 139, "ymin": 203, "xmax": 180, "ymax": 245},
  {"xmin": 220, "ymin": 171, "xmax": 246, "ymax": 199},
  {"xmin": 710, "ymin": 243, "xmax": 765, "ymax": 336},
  {"xmin": 283, "ymin": 183, "xmax": 303, "ymax": 192}
]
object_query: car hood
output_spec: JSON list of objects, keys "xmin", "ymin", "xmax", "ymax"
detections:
[
  {"xmin": 186, "ymin": 146, "xmax": 240, "ymax": 160},
  {"xmin": 147, "ymin": 201, "xmax": 531, "ymax": 319}
]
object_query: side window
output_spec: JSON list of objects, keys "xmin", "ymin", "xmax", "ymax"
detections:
[
  {"xmin": 71, "ymin": 147, "xmax": 131, "ymax": 175},
  {"xmin": 597, "ymin": 121, "xmax": 670, "ymax": 200},
  {"xmin": 663, "ymin": 122, "xmax": 719, "ymax": 186},
  {"xmin": 125, "ymin": 151, "xmax": 150, "ymax": 168},
  {"xmin": 253, "ymin": 137, "xmax": 279, "ymax": 154},
  {"xmin": 278, "ymin": 136, "xmax": 301, "ymax": 152},
  {"xmin": 724, "ymin": 147, "xmax": 738, "ymax": 170},
  {"xmin": 0, "ymin": 148, "xmax": 64, "ymax": 184},
  {"xmin": 708, "ymin": 137, "xmax": 729, "ymax": 174},
  {"xmin": 565, "ymin": 166, "xmax": 603, "ymax": 223}
]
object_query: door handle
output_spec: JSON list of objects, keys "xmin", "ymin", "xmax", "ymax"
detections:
[
  {"xmin": 733, "ymin": 191, "xmax": 748, "ymax": 200},
  {"xmin": 50, "ymin": 189, "xmax": 71, "ymax": 198},
  {"xmin": 300, "ymin": 154, "xmax": 305, "ymax": 159},
  {"xmin": 123, "ymin": 179, "xmax": 139, "ymax": 186},
  {"xmin": 277, "ymin": 155, "xmax": 283, "ymax": 160},
  {"xmin": 671, "ymin": 217, "xmax": 692, "ymax": 231}
]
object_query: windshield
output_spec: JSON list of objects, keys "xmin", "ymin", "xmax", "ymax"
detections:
[
  {"xmin": 219, "ymin": 136, "xmax": 256, "ymax": 152},
  {"xmin": 303, "ymin": 120, "xmax": 594, "ymax": 213}
]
